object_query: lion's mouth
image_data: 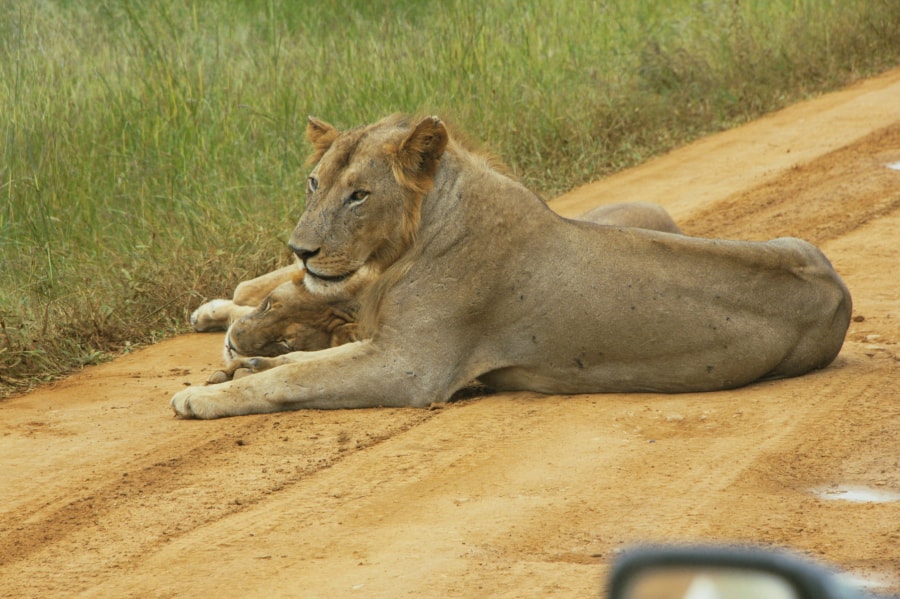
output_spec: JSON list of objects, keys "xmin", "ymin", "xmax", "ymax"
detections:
[{"xmin": 305, "ymin": 268, "xmax": 356, "ymax": 284}]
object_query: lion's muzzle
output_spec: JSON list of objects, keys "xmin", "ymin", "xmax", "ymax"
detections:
[{"xmin": 289, "ymin": 241, "xmax": 318, "ymax": 266}]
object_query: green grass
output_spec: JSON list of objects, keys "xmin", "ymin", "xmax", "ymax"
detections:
[{"xmin": 2, "ymin": 0, "xmax": 899, "ymax": 395}]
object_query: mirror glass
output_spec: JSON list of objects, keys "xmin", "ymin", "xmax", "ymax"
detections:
[{"xmin": 623, "ymin": 566, "xmax": 799, "ymax": 599}]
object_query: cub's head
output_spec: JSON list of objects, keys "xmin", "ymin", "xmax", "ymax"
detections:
[
  {"xmin": 224, "ymin": 272, "xmax": 358, "ymax": 360},
  {"xmin": 291, "ymin": 114, "xmax": 448, "ymax": 297}
]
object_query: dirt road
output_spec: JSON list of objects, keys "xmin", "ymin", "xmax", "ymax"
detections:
[{"xmin": 2, "ymin": 70, "xmax": 899, "ymax": 598}]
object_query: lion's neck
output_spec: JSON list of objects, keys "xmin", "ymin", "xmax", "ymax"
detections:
[
  {"xmin": 361, "ymin": 144, "xmax": 554, "ymax": 336},
  {"xmin": 418, "ymin": 148, "xmax": 549, "ymax": 248}
]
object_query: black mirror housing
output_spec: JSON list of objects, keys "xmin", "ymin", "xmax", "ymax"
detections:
[{"xmin": 607, "ymin": 545, "xmax": 863, "ymax": 599}]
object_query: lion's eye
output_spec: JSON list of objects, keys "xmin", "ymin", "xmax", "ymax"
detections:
[
  {"xmin": 307, "ymin": 177, "xmax": 318, "ymax": 193},
  {"xmin": 347, "ymin": 190, "xmax": 369, "ymax": 206}
]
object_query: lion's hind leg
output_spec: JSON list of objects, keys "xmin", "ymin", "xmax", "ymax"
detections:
[
  {"xmin": 579, "ymin": 202, "xmax": 683, "ymax": 234},
  {"xmin": 763, "ymin": 237, "xmax": 853, "ymax": 378}
]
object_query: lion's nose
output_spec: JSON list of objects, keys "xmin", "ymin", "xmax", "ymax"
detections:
[{"xmin": 289, "ymin": 242, "xmax": 319, "ymax": 265}]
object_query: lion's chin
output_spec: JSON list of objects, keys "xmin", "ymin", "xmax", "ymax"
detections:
[
  {"xmin": 305, "ymin": 267, "xmax": 354, "ymax": 284},
  {"xmin": 303, "ymin": 264, "xmax": 377, "ymax": 298}
]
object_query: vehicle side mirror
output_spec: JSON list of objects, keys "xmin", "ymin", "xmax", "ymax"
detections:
[{"xmin": 606, "ymin": 545, "xmax": 862, "ymax": 599}]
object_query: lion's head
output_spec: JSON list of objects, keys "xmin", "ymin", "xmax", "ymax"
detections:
[
  {"xmin": 290, "ymin": 114, "xmax": 449, "ymax": 297},
  {"xmin": 224, "ymin": 271, "xmax": 358, "ymax": 360}
]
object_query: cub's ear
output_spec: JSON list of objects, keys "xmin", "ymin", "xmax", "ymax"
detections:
[
  {"xmin": 306, "ymin": 116, "xmax": 339, "ymax": 164},
  {"xmin": 392, "ymin": 115, "xmax": 448, "ymax": 194}
]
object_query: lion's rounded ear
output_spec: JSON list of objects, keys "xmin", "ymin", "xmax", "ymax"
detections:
[
  {"xmin": 306, "ymin": 116, "xmax": 339, "ymax": 164},
  {"xmin": 393, "ymin": 116, "xmax": 448, "ymax": 193}
]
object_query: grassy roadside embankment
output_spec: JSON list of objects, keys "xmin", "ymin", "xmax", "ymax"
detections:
[{"xmin": 2, "ymin": 0, "xmax": 899, "ymax": 395}]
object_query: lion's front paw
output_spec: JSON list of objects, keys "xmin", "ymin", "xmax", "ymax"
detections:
[
  {"xmin": 171, "ymin": 387, "xmax": 199, "ymax": 418},
  {"xmin": 171, "ymin": 386, "xmax": 229, "ymax": 419}
]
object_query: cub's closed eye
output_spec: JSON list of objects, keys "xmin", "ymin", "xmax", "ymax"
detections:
[
  {"xmin": 307, "ymin": 177, "xmax": 318, "ymax": 193},
  {"xmin": 348, "ymin": 190, "xmax": 369, "ymax": 205}
]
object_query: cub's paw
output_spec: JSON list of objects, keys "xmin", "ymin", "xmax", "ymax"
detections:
[
  {"xmin": 226, "ymin": 356, "xmax": 281, "ymax": 375},
  {"xmin": 206, "ymin": 367, "xmax": 254, "ymax": 385},
  {"xmin": 204, "ymin": 356, "xmax": 278, "ymax": 386},
  {"xmin": 190, "ymin": 299, "xmax": 235, "ymax": 332},
  {"xmin": 207, "ymin": 370, "xmax": 231, "ymax": 385}
]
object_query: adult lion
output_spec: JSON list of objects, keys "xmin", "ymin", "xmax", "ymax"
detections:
[
  {"xmin": 214, "ymin": 201, "xmax": 681, "ymax": 363},
  {"xmin": 171, "ymin": 114, "xmax": 851, "ymax": 419}
]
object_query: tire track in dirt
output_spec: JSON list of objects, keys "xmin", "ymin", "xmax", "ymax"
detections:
[
  {"xmin": 0, "ymin": 409, "xmax": 432, "ymax": 569},
  {"xmin": 680, "ymin": 123, "xmax": 900, "ymax": 245},
  {"xmin": 0, "ymin": 335, "xmax": 435, "ymax": 597},
  {"xmin": 80, "ymin": 356, "xmax": 894, "ymax": 598},
  {"xmin": 68, "ymin": 390, "xmax": 818, "ymax": 597},
  {"xmin": 700, "ymin": 350, "xmax": 899, "ymax": 585},
  {"xmin": 829, "ymin": 206, "xmax": 900, "ymax": 354},
  {"xmin": 550, "ymin": 68, "xmax": 900, "ymax": 222}
]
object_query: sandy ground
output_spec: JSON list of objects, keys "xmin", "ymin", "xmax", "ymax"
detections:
[{"xmin": 2, "ymin": 70, "xmax": 899, "ymax": 598}]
